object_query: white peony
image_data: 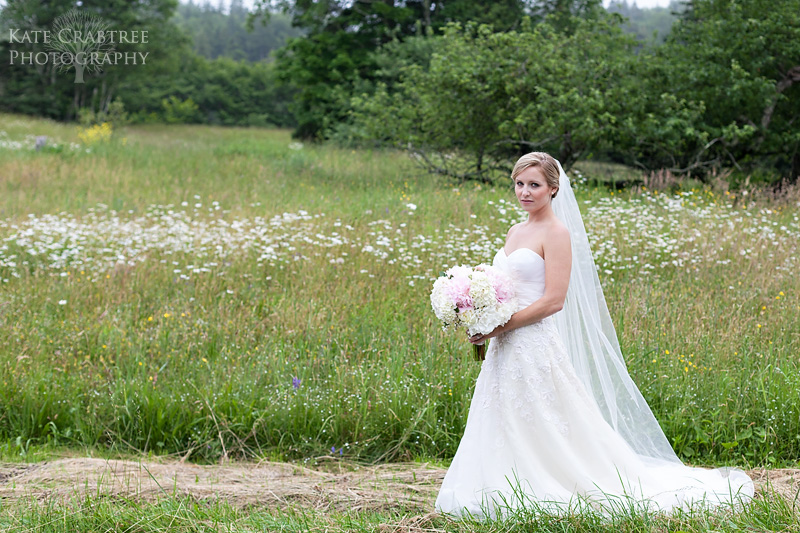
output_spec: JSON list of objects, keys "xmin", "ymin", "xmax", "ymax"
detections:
[
  {"xmin": 431, "ymin": 277, "xmax": 458, "ymax": 329},
  {"xmin": 459, "ymin": 308, "xmax": 477, "ymax": 330},
  {"xmin": 468, "ymin": 271, "xmax": 494, "ymax": 309}
]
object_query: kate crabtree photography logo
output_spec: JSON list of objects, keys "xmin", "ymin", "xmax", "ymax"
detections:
[{"xmin": 7, "ymin": 8, "xmax": 149, "ymax": 84}]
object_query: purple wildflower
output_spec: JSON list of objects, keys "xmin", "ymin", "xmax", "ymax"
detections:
[{"xmin": 292, "ymin": 376, "xmax": 301, "ymax": 389}]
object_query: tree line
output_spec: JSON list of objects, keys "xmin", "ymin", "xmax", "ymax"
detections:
[
  {"xmin": 259, "ymin": 0, "xmax": 798, "ymax": 182},
  {"xmin": 0, "ymin": 0, "xmax": 297, "ymax": 128},
  {"xmin": 0, "ymin": 0, "xmax": 797, "ymax": 182}
]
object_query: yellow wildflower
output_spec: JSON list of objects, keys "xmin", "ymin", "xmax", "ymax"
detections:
[{"xmin": 77, "ymin": 122, "xmax": 113, "ymax": 145}]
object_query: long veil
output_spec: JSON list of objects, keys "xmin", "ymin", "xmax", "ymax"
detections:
[{"xmin": 551, "ymin": 161, "xmax": 681, "ymax": 464}]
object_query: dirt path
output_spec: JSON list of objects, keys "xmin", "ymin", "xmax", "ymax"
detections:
[{"xmin": 0, "ymin": 458, "xmax": 797, "ymax": 512}]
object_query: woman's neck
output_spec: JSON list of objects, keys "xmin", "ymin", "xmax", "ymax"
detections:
[{"xmin": 525, "ymin": 204, "xmax": 555, "ymax": 224}]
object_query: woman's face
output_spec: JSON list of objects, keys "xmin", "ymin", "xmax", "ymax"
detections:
[{"xmin": 514, "ymin": 166, "xmax": 556, "ymax": 213}]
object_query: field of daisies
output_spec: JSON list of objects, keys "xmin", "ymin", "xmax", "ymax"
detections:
[{"xmin": 1, "ymin": 113, "xmax": 798, "ymax": 470}]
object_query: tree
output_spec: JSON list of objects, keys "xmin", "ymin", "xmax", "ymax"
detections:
[
  {"xmin": 46, "ymin": 9, "xmax": 116, "ymax": 84},
  {"xmin": 261, "ymin": 0, "xmax": 421, "ymax": 138},
  {"xmin": 349, "ymin": 16, "xmax": 672, "ymax": 181},
  {"xmin": 528, "ymin": 0, "xmax": 604, "ymax": 31},
  {"xmin": 347, "ymin": 0, "xmax": 799, "ymax": 183},
  {"xmin": 256, "ymin": 0, "xmax": 533, "ymax": 139},
  {"xmin": 0, "ymin": 0, "xmax": 187, "ymax": 120},
  {"xmin": 655, "ymin": 0, "xmax": 800, "ymax": 180},
  {"xmin": 119, "ymin": 52, "xmax": 297, "ymax": 127}
]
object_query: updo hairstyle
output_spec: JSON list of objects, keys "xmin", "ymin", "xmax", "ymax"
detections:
[{"xmin": 511, "ymin": 152, "xmax": 560, "ymax": 199}]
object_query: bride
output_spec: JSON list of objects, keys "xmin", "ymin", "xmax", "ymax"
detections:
[{"xmin": 434, "ymin": 152, "xmax": 754, "ymax": 518}]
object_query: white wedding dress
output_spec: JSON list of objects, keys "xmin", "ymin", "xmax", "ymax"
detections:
[{"xmin": 435, "ymin": 246, "xmax": 755, "ymax": 519}]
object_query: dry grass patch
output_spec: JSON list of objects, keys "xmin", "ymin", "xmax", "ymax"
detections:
[{"xmin": 0, "ymin": 458, "xmax": 445, "ymax": 512}]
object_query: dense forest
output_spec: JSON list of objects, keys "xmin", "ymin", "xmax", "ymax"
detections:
[{"xmin": 0, "ymin": 0, "xmax": 798, "ymax": 182}]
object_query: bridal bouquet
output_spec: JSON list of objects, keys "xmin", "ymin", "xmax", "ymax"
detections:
[{"xmin": 430, "ymin": 265, "xmax": 516, "ymax": 361}]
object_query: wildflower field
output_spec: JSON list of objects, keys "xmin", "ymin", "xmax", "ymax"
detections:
[{"xmin": 1, "ymin": 114, "xmax": 799, "ymax": 531}]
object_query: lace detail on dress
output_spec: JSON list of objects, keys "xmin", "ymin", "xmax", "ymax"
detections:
[{"xmin": 481, "ymin": 316, "xmax": 570, "ymax": 442}]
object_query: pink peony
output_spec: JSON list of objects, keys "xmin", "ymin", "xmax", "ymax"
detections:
[
  {"xmin": 445, "ymin": 267, "xmax": 473, "ymax": 311},
  {"xmin": 485, "ymin": 267, "xmax": 514, "ymax": 303}
]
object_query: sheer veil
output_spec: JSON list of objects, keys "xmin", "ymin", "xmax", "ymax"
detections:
[{"xmin": 550, "ymin": 161, "xmax": 681, "ymax": 464}]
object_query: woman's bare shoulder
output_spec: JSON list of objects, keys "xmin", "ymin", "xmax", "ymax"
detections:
[
  {"xmin": 547, "ymin": 218, "xmax": 570, "ymax": 241},
  {"xmin": 505, "ymin": 222, "xmax": 523, "ymax": 239},
  {"xmin": 543, "ymin": 218, "xmax": 571, "ymax": 253}
]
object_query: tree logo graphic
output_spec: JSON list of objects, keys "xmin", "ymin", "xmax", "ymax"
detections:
[{"xmin": 46, "ymin": 9, "xmax": 115, "ymax": 84}]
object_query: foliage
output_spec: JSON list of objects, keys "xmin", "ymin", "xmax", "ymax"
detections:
[
  {"xmin": 349, "ymin": 0, "xmax": 799, "ymax": 183},
  {"xmin": 526, "ymin": 0, "xmax": 604, "ymax": 31},
  {"xmin": 652, "ymin": 0, "xmax": 800, "ymax": 181},
  {"xmin": 349, "ymin": 16, "xmax": 693, "ymax": 181},
  {"xmin": 263, "ymin": 0, "xmax": 540, "ymax": 139},
  {"xmin": 120, "ymin": 52, "xmax": 296, "ymax": 127},
  {"xmin": 325, "ymin": 33, "xmax": 442, "ymax": 147},
  {"xmin": 0, "ymin": 0, "xmax": 186, "ymax": 121},
  {"xmin": 77, "ymin": 97, "xmax": 129, "ymax": 128},
  {"xmin": 0, "ymin": 0, "xmax": 296, "ymax": 128},
  {"xmin": 270, "ymin": 0, "xmax": 423, "ymax": 139},
  {"xmin": 161, "ymin": 96, "xmax": 201, "ymax": 124}
]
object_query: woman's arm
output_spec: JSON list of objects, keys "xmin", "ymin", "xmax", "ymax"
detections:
[{"xmin": 469, "ymin": 225, "xmax": 571, "ymax": 344}]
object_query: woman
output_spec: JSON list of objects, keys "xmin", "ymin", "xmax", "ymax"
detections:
[{"xmin": 435, "ymin": 152, "xmax": 754, "ymax": 519}]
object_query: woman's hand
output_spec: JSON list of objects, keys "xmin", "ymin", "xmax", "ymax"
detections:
[{"xmin": 468, "ymin": 323, "xmax": 508, "ymax": 345}]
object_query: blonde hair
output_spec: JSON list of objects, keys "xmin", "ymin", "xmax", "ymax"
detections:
[{"xmin": 511, "ymin": 152, "xmax": 560, "ymax": 199}]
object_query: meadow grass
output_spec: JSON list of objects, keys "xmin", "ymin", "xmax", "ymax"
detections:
[
  {"xmin": 1, "ymin": 488, "xmax": 798, "ymax": 532},
  {"xmin": 0, "ymin": 113, "xmax": 798, "ymax": 474}
]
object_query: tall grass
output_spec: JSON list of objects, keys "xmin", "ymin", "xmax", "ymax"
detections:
[
  {"xmin": 1, "ymin": 487, "xmax": 798, "ymax": 532},
  {"xmin": 0, "ymin": 113, "xmax": 798, "ymax": 469}
]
